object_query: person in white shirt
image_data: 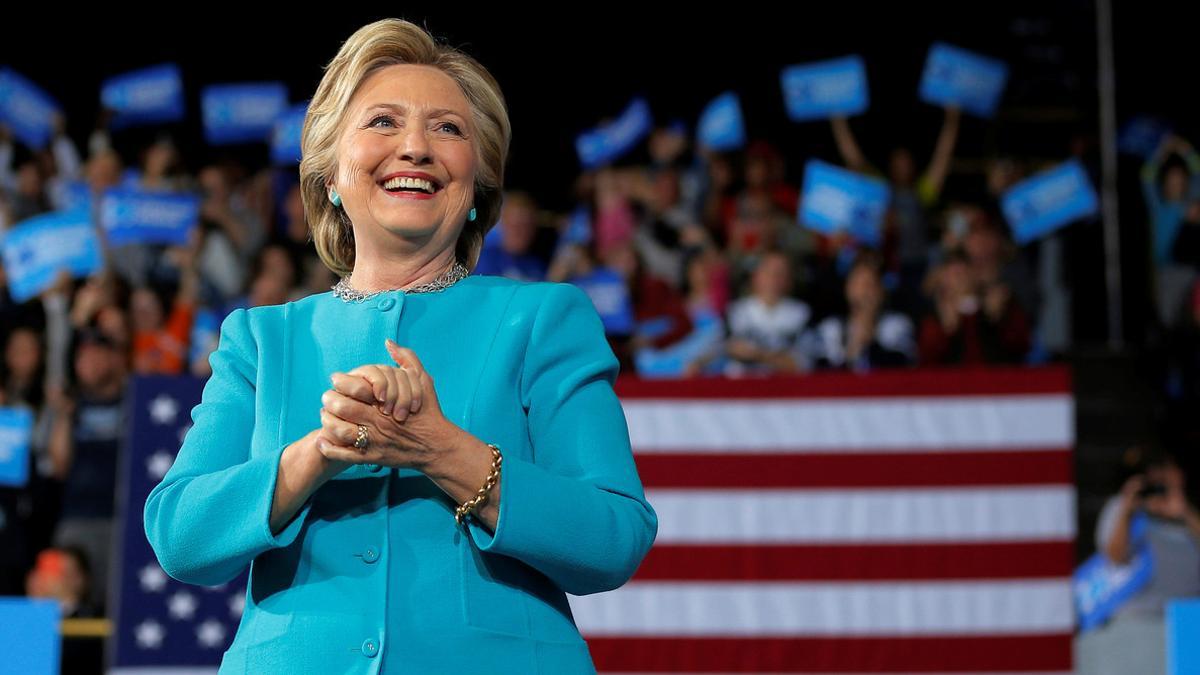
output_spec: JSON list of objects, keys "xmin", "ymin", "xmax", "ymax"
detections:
[{"xmin": 723, "ymin": 249, "xmax": 812, "ymax": 376}]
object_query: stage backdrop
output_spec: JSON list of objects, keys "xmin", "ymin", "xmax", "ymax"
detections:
[
  {"xmin": 577, "ymin": 365, "xmax": 1076, "ymax": 674},
  {"xmin": 112, "ymin": 365, "xmax": 1074, "ymax": 673}
]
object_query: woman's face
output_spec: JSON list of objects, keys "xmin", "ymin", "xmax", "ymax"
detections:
[
  {"xmin": 331, "ymin": 64, "xmax": 478, "ymax": 259},
  {"xmin": 5, "ymin": 328, "xmax": 41, "ymax": 380}
]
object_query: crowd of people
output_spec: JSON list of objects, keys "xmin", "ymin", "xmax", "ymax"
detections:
[{"xmin": 0, "ymin": 90, "xmax": 1198, "ymax": 635}]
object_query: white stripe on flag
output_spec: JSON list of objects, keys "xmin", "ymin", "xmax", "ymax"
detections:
[
  {"xmin": 569, "ymin": 579, "xmax": 1072, "ymax": 636},
  {"xmin": 625, "ymin": 394, "xmax": 1074, "ymax": 451},
  {"xmin": 649, "ymin": 486, "xmax": 1076, "ymax": 542}
]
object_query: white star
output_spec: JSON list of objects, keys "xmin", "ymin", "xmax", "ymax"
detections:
[
  {"xmin": 139, "ymin": 564, "xmax": 169, "ymax": 593},
  {"xmin": 134, "ymin": 619, "xmax": 166, "ymax": 649},
  {"xmin": 149, "ymin": 394, "xmax": 179, "ymax": 425},
  {"xmin": 196, "ymin": 618, "xmax": 226, "ymax": 648},
  {"xmin": 228, "ymin": 591, "xmax": 245, "ymax": 618},
  {"xmin": 146, "ymin": 450, "xmax": 175, "ymax": 480},
  {"xmin": 167, "ymin": 590, "xmax": 198, "ymax": 620}
]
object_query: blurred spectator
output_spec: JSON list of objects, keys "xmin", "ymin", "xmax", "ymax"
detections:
[
  {"xmin": 26, "ymin": 546, "xmax": 104, "ymax": 675},
  {"xmin": 475, "ymin": 190, "xmax": 548, "ymax": 280},
  {"xmin": 724, "ymin": 249, "xmax": 812, "ymax": 376},
  {"xmin": 603, "ymin": 241, "xmax": 694, "ymax": 375},
  {"xmin": 803, "ymin": 251, "xmax": 916, "ymax": 371},
  {"xmin": 1141, "ymin": 134, "xmax": 1200, "ymax": 328}
]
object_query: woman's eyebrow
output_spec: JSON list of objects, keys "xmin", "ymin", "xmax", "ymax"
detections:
[{"xmin": 365, "ymin": 103, "xmax": 467, "ymax": 120}]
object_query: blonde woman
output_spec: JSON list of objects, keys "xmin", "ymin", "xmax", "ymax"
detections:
[{"xmin": 144, "ymin": 18, "xmax": 657, "ymax": 673}]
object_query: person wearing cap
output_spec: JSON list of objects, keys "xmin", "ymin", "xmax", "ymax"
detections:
[{"xmin": 143, "ymin": 18, "xmax": 657, "ymax": 674}]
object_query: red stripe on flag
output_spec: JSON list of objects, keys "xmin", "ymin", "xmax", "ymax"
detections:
[
  {"xmin": 615, "ymin": 364, "xmax": 1071, "ymax": 399},
  {"xmin": 632, "ymin": 542, "xmax": 1074, "ymax": 581},
  {"xmin": 585, "ymin": 634, "xmax": 1073, "ymax": 672},
  {"xmin": 634, "ymin": 450, "xmax": 1073, "ymax": 488}
]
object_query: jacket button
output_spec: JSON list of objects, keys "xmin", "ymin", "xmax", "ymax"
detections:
[
  {"xmin": 365, "ymin": 463, "xmax": 383, "ymax": 473},
  {"xmin": 361, "ymin": 638, "xmax": 379, "ymax": 658},
  {"xmin": 362, "ymin": 547, "xmax": 380, "ymax": 564},
  {"xmin": 376, "ymin": 297, "xmax": 395, "ymax": 311}
]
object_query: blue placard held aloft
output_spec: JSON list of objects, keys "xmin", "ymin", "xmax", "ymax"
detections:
[
  {"xmin": 102, "ymin": 63, "xmax": 186, "ymax": 128},
  {"xmin": 1, "ymin": 208, "xmax": 103, "ymax": 303},
  {"xmin": 1168, "ymin": 599, "xmax": 1200, "ymax": 675},
  {"xmin": 780, "ymin": 56, "xmax": 869, "ymax": 122},
  {"xmin": 571, "ymin": 268, "xmax": 635, "ymax": 336},
  {"xmin": 575, "ymin": 97, "xmax": 653, "ymax": 170},
  {"xmin": 919, "ymin": 43, "xmax": 1008, "ymax": 118},
  {"xmin": 1001, "ymin": 159, "xmax": 1099, "ymax": 245},
  {"xmin": 0, "ymin": 67, "xmax": 61, "ymax": 150},
  {"xmin": 0, "ymin": 406, "xmax": 34, "ymax": 487},
  {"xmin": 799, "ymin": 159, "xmax": 890, "ymax": 246},
  {"xmin": 100, "ymin": 186, "xmax": 201, "ymax": 247},
  {"xmin": 271, "ymin": 102, "xmax": 309, "ymax": 165},
  {"xmin": 1073, "ymin": 512, "xmax": 1154, "ymax": 632},
  {"xmin": 0, "ymin": 598, "xmax": 60, "ymax": 673},
  {"xmin": 202, "ymin": 82, "xmax": 289, "ymax": 145},
  {"xmin": 697, "ymin": 91, "xmax": 745, "ymax": 152}
]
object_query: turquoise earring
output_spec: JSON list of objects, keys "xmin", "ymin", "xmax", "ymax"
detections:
[
  {"xmin": 329, "ymin": 188, "xmax": 341, "ymax": 207},
  {"xmin": 467, "ymin": 207, "xmax": 476, "ymax": 222}
]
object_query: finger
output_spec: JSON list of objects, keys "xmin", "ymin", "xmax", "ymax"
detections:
[
  {"xmin": 321, "ymin": 388, "xmax": 385, "ymax": 426},
  {"xmin": 396, "ymin": 365, "xmax": 421, "ymax": 415},
  {"xmin": 331, "ymin": 371, "xmax": 380, "ymax": 406},
  {"xmin": 319, "ymin": 407, "xmax": 370, "ymax": 448},
  {"xmin": 317, "ymin": 434, "xmax": 378, "ymax": 463},
  {"xmin": 386, "ymin": 366, "xmax": 414, "ymax": 421},
  {"xmin": 379, "ymin": 364, "xmax": 404, "ymax": 418},
  {"xmin": 386, "ymin": 343, "xmax": 426, "ymax": 413},
  {"xmin": 344, "ymin": 366, "xmax": 390, "ymax": 406}
]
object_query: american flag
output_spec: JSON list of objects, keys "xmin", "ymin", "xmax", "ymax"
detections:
[
  {"xmin": 111, "ymin": 374, "xmax": 245, "ymax": 674},
  {"xmin": 574, "ymin": 365, "xmax": 1076, "ymax": 674}
]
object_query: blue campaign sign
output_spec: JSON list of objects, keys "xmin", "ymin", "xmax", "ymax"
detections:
[
  {"xmin": 59, "ymin": 179, "xmax": 93, "ymax": 212},
  {"xmin": 0, "ymin": 598, "xmax": 60, "ymax": 674},
  {"xmin": 102, "ymin": 63, "xmax": 186, "ymax": 128},
  {"xmin": 697, "ymin": 91, "xmax": 745, "ymax": 152},
  {"xmin": 1168, "ymin": 599, "xmax": 1200, "ymax": 675},
  {"xmin": 1001, "ymin": 159, "xmax": 1099, "ymax": 245},
  {"xmin": 575, "ymin": 97, "xmax": 653, "ymax": 169},
  {"xmin": 271, "ymin": 102, "xmax": 309, "ymax": 165},
  {"xmin": 799, "ymin": 159, "xmax": 890, "ymax": 246},
  {"xmin": 100, "ymin": 186, "xmax": 201, "ymax": 247},
  {"xmin": 571, "ymin": 269, "xmax": 635, "ymax": 335},
  {"xmin": 780, "ymin": 56, "xmax": 869, "ymax": 122},
  {"xmin": 919, "ymin": 43, "xmax": 1008, "ymax": 117},
  {"xmin": 1, "ymin": 208, "xmax": 102, "ymax": 303},
  {"xmin": 0, "ymin": 67, "xmax": 61, "ymax": 150},
  {"xmin": 0, "ymin": 406, "xmax": 34, "ymax": 487},
  {"xmin": 1119, "ymin": 116, "xmax": 1173, "ymax": 158},
  {"xmin": 202, "ymin": 82, "xmax": 289, "ymax": 145},
  {"xmin": 1073, "ymin": 513, "xmax": 1154, "ymax": 632}
]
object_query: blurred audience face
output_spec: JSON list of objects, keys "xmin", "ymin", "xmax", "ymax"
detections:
[
  {"xmin": 16, "ymin": 161, "xmax": 43, "ymax": 198},
  {"xmin": 650, "ymin": 168, "xmax": 681, "ymax": 213},
  {"xmin": 498, "ymin": 194, "xmax": 537, "ymax": 253},
  {"xmin": 284, "ymin": 183, "xmax": 308, "ymax": 242},
  {"xmin": 888, "ymin": 147, "xmax": 916, "ymax": 186},
  {"xmin": 85, "ymin": 150, "xmax": 123, "ymax": 193},
  {"xmin": 259, "ymin": 245, "xmax": 297, "ymax": 289},
  {"xmin": 25, "ymin": 549, "xmax": 87, "ymax": 609},
  {"xmin": 131, "ymin": 287, "xmax": 165, "ymax": 333},
  {"xmin": 96, "ymin": 306, "xmax": 131, "ymax": 351},
  {"xmin": 731, "ymin": 193, "xmax": 776, "ymax": 251},
  {"xmin": 5, "ymin": 327, "xmax": 42, "ymax": 382},
  {"xmin": 846, "ymin": 264, "xmax": 884, "ymax": 315},
  {"xmin": 249, "ymin": 272, "xmax": 290, "ymax": 307},
  {"xmin": 74, "ymin": 334, "xmax": 126, "ymax": 394},
  {"xmin": 198, "ymin": 165, "xmax": 231, "ymax": 200},
  {"xmin": 604, "ymin": 242, "xmax": 639, "ymax": 282},
  {"xmin": 1164, "ymin": 165, "xmax": 1188, "ymax": 202},
  {"xmin": 331, "ymin": 64, "xmax": 477, "ymax": 260},
  {"xmin": 750, "ymin": 252, "xmax": 791, "ymax": 302},
  {"xmin": 937, "ymin": 256, "xmax": 975, "ymax": 303},
  {"xmin": 143, "ymin": 139, "xmax": 179, "ymax": 179},
  {"xmin": 964, "ymin": 220, "xmax": 1005, "ymax": 266},
  {"xmin": 986, "ymin": 158, "xmax": 1019, "ymax": 196}
]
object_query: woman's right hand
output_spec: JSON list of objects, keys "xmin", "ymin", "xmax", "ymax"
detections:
[{"xmin": 1119, "ymin": 474, "xmax": 1145, "ymax": 512}]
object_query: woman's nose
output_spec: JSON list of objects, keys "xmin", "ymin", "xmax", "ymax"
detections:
[{"xmin": 396, "ymin": 126, "xmax": 433, "ymax": 164}]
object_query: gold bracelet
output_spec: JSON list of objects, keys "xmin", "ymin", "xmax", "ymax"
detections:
[{"xmin": 455, "ymin": 443, "xmax": 503, "ymax": 527}]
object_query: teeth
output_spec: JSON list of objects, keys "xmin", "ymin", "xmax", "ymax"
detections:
[{"xmin": 382, "ymin": 176, "xmax": 436, "ymax": 193}]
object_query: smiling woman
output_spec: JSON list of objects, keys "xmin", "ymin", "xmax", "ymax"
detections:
[{"xmin": 143, "ymin": 16, "xmax": 656, "ymax": 675}]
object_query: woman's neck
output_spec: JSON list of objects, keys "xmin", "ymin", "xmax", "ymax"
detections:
[{"xmin": 347, "ymin": 253, "xmax": 458, "ymax": 293}]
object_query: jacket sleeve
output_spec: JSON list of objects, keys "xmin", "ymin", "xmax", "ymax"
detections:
[
  {"xmin": 464, "ymin": 282, "xmax": 659, "ymax": 596},
  {"xmin": 143, "ymin": 307, "xmax": 314, "ymax": 586}
]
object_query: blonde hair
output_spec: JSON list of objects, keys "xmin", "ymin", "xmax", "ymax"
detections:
[{"xmin": 299, "ymin": 18, "xmax": 511, "ymax": 277}]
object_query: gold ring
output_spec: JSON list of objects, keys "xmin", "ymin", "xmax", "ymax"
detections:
[{"xmin": 353, "ymin": 424, "xmax": 369, "ymax": 451}]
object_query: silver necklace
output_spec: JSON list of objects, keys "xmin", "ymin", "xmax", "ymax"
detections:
[{"xmin": 331, "ymin": 261, "xmax": 471, "ymax": 303}]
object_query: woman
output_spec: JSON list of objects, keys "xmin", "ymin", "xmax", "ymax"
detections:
[{"xmin": 143, "ymin": 18, "xmax": 658, "ymax": 674}]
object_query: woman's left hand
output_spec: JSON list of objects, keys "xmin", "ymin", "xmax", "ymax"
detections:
[{"xmin": 317, "ymin": 338, "xmax": 459, "ymax": 472}]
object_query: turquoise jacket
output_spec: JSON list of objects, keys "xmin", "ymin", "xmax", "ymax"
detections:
[{"xmin": 143, "ymin": 274, "xmax": 658, "ymax": 674}]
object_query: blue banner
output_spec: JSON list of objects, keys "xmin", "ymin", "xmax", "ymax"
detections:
[
  {"xmin": 1119, "ymin": 116, "xmax": 1173, "ymax": 159},
  {"xmin": 1073, "ymin": 513, "xmax": 1154, "ymax": 632},
  {"xmin": 58, "ymin": 179, "xmax": 94, "ymax": 212},
  {"xmin": 575, "ymin": 97, "xmax": 653, "ymax": 169},
  {"xmin": 0, "ymin": 406, "xmax": 33, "ymax": 487},
  {"xmin": 202, "ymin": 82, "xmax": 289, "ymax": 145},
  {"xmin": 112, "ymin": 375, "xmax": 249, "ymax": 670},
  {"xmin": 0, "ymin": 67, "xmax": 61, "ymax": 150},
  {"xmin": 1, "ymin": 208, "xmax": 102, "ymax": 303},
  {"xmin": 1168, "ymin": 599, "xmax": 1200, "ymax": 675},
  {"xmin": 0, "ymin": 598, "xmax": 60, "ymax": 673},
  {"xmin": 100, "ymin": 187, "xmax": 201, "ymax": 247},
  {"xmin": 102, "ymin": 63, "xmax": 186, "ymax": 128},
  {"xmin": 1001, "ymin": 159, "xmax": 1099, "ymax": 245},
  {"xmin": 919, "ymin": 43, "xmax": 1008, "ymax": 117},
  {"xmin": 571, "ymin": 269, "xmax": 635, "ymax": 335},
  {"xmin": 780, "ymin": 56, "xmax": 869, "ymax": 122},
  {"xmin": 697, "ymin": 91, "xmax": 746, "ymax": 152},
  {"xmin": 271, "ymin": 102, "xmax": 309, "ymax": 165},
  {"xmin": 798, "ymin": 159, "xmax": 890, "ymax": 246}
]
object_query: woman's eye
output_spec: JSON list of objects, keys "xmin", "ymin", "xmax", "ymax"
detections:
[
  {"xmin": 369, "ymin": 115, "xmax": 395, "ymax": 128},
  {"xmin": 438, "ymin": 122, "xmax": 463, "ymax": 135}
]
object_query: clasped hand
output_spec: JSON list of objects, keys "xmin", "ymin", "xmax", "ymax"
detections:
[{"xmin": 316, "ymin": 338, "xmax": 456, "ymax": 472}]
